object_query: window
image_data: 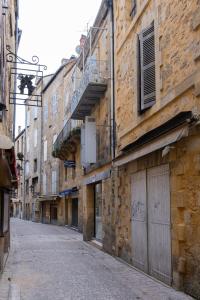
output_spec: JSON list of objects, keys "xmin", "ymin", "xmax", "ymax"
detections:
[
  {"xmin": 26, "ymin": 136, "xmax": 30, "ymax": 153},
  {"xmin": 138, "ymin": 21, "xmax": 156, "ymax": 112},
  {"xmin": 34, "ymin": 129, "xmax": 37, "ymax": 147},
  {"xmin": 72, "ymin": 166, "xmax": 76, "ymax": 180},
  {"xmin": 52, "ymin": 93, "xmax": 57, "ymax": 114},
  {"xmin": 64, "ymin": 90, "xmax": 69, "ymax": 110},
  {"xmin": 32, "ymin": 177, "xmax": 38, "ymax": 196},
  {"xmin": 25, "ymin": 161, "xmax": 30, "ymax": 177},
  {"xmin": 44, "ymin": 140, "xmax": 47, "ymax": 161},
  {"xmin": 53, "ymin": 134, "xmax": 57, "ymax": 144},
  {"xmin": 25, "ymin": 179, "xmax": 29, "ymax": 195},
  {"xmin": 26, "ymin": 110, "xmax": 30, "ymax": 127},
  {"xmin": 130, "ymin": 0, "xmax": 137, "ymax": 18},
  {"xmin": 51, "ymin": 170, "xmax": 57, "ymax": 194},
  {"xmin": 64, "ymin": 167, "xmax": 67, "ymax": 181},
  {"xmin": 21, "ymin": 136, "xmax": 24, "ymax": 152},
  {"xmin": 34, "ymin": 159, "xmax": 37, "ymax": 173},
  {"xmin": 43, "ymin": 173, "xmax": 46, "ymax": 195},
  {"xmin": 43, "ymin": 101, "xmax": 48, "ymax": 120},
  {"xmin": 17, "ymin": 140, "xmax": 19, "ymax": 153}
]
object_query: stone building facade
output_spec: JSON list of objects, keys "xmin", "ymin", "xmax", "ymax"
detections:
[
  {"xmin": 13, "ymin": 0, "xmax": 200, "ymax": 298},
  {"xmin": 53, "ymin": 58, "xmax": 84, "ymax": 232},
  {"xmin": 69, "ymin": 0, "xmax": 113, "ymax": 246},
  {"xmin": 40, "ymin": 60, "xmax": 76, "ymax": 226},
  {"xmin": 23, "ymin": 76, "xmax": 52, "ymax": 222},
  {"xmin": 0, "ymin": 0, "xmax": 19, "ymax": 273},
  {"xmin": 112, "ymin": 0, "xmax": 200, "ymax": 298},
  {"xmin": 12, "ymin": 127, "xmax": 25, "ymax": 219}
]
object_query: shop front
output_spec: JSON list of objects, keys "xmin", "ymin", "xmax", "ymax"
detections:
[
  {"xmin": 0, "ymin": 136, "xmax": 18, "ymax": 272},
  {"xmin": 60, "ymin": 187, "xmax": 82, "ymax": 231},
  {"xmin": 39, "ymin": 195, "xmax": 63, "ymax": 225}
]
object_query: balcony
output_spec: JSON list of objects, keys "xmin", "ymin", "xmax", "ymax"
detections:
[
  {"xmin": 52, "ymin": 119, "xmax": 82, "ymax": 160},
  {"xmin": 71, "ymin": 59, "xmax": 109, "ymax": 120}
]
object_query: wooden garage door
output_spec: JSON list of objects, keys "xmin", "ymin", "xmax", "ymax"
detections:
[
  {"xmin": 131, "ymin": 164, "xmax": 171, "ymax": 285},
  {"xmin": 131, "ymin": 170, "xmax": 148, "ymax": 272},
  {"xmin": 147, "ymin": 164, "xmax": 171, "ymax": 284}
]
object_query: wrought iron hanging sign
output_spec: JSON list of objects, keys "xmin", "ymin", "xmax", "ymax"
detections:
[{"xmin": 6, "ymin": 45, "xmax": 47, "ymax": 107}]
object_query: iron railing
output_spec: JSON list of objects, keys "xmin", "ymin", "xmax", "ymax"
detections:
[
  {"xmin": 53, "ymin": 118, "xmax": 82, "ymax": 154},
  {"xmin": 71, "ymin": 59, "xmax": 109, "ymax": 116}
]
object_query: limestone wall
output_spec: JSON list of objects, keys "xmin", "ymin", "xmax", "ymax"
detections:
[
  {"xmin": 114, "ymin": 0, "xmax": 200, "ymax": 152},
  {"xmin": 115, "ymin": 130, "xmax": 200, "ymax": 299}
]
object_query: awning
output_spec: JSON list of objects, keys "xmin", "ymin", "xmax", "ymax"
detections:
[
  {"xmin": 114, "ymin": 124, "xmax": 189, "ymax": 167},
  {"xmin": 5, "ymin": 148, "xmax": 18, "ymax": 188},
  {"xmin": 38, "ymin": 194, "xmax": 60, "ymax": 202},
  {"xmin": 0, "ymin": 134, "xmax": 13, "ymax": 149},
  {"xmin": 59, "ymin": 187, "xmax": 78, "ymax": 197},
  {"xmin": 0, "ymin": 156, "xmax": 12, "ymax": 188}
]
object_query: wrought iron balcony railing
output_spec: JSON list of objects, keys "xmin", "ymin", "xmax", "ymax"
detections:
[
  {"xmin": 52, "ymin": 119, "xmax": 82, "ymax": 159},
  {"xmin": 71, "ymin": 59, "xmax": 109, "ymax": 120}
]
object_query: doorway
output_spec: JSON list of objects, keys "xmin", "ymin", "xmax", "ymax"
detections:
[
  {"xmin": 71, "ymin": 198, "xmax": 78, "ymax": 228},
  {"xmin": 94, "ymin": 183, "xmax": 102, "ymax": 241},
  {"xmin": 131, "ymin": 164, "xmax": 171, "ymax": 284},
  {"xmin": 50, "ymin": 204, "xmax": 58, "ymax": 225}
]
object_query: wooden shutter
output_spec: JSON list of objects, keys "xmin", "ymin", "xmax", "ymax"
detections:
[{"xmin": 139, "ymin": 22, "xmax": 156, "ymax": 111}]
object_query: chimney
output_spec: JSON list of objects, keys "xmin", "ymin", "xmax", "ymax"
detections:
[
  {"xmin": 80, "ymin": 34, "xmax": 87, "ymax": 49},
  {"xmin": 18, "ymin": 126, "xmax": 21, "ymax": 134},
  {"xmin": 61, "ymin": 58, "xmax": 69, "ymax": 65}
]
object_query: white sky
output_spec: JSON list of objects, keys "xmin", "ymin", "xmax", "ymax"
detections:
[{"xmin": 15, "ymin": 0, "xmax": 102, "ymax": 135}]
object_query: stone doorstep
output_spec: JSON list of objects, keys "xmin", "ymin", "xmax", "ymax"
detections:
[
  {"xmin": 85, "ymin": 241, "xmax": 194, "ymax": 300},
  {"xmin": 114, "ymin": 257, "xmax": 195, "ymax": 300},
  {"xmin": 64, "ymin": 225, "xmax": 79, "ymax": 232},
  {"xmin": 87, "ymin": 239, "xmax": 103, "ymax": 250}
]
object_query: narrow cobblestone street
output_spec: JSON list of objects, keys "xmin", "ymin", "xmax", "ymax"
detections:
[{"xmin": 0, "ymin": 219, "xmax": 194, "ymax": 300}]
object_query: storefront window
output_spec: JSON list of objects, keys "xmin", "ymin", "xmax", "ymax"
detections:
[{"xmin": 0, "ymin": 190, "xmax": 9, "ymax": 236}]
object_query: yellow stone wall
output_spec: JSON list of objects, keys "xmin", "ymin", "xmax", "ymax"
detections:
[
  {"xmin": 115, "ymin": 130, "xmax": 200, "ymax": 298},
  {"xmin": 114, "ymin": 0, "xmax": 200, "ymax": 152},
  {"xmin": 80, "ymin": 6, "xmax": 113, "ymax": 245},
  {"xmin": 60, "ymin": 144, "xmax": 83, "ymax": 231},
  {"xmin": 114, "ymin": 1, "xmax": 200, "ymax": 298}
]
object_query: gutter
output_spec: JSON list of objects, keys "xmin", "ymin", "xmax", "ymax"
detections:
[{"xmin": 108, "ymin": 0, "xmax": 116, "ymax": 160}]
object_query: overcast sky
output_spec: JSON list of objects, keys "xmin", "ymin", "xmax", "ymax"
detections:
[{"xmin": 15, "ymin": 0, "xmax": 102, "ymax": 135}]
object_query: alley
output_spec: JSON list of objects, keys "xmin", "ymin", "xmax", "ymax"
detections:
[{"xmin": 0, "ymin": 219, "xmax": 194, "ymax": 300}]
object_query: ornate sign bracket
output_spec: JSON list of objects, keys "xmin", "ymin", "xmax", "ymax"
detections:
[{"xmin": 6, "ymin": 45, "xmax": 47, "ymax": 107}]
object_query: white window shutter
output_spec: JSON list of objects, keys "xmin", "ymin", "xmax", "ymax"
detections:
[
  {"xmin": 43, "ymin": 173, "xmax": 46, "ymax": 194},
  {"xmin": 51, "ymin": 170, "xmax": 57, "ymax": 194},
  {"xmin": 81, "ymin": 124, "xmax": 86, "ymax": 166},
  {"xmin": 84, "ymin": 117, "xmax": 96, "ymax": 164},
  {"xmin": 139, "ymin": 21, "xmax": 156, "ymax": 111},
  {"xmin": 34, "ymin": 129, "xmax": 37, "ymax": 147},
  {"xmin": 26, "ymin": 111, "xmax": 30, "ymax": 127},
  {"xmin": 53, "ymin": 134, "xmax": 57, "ymax": 144},
  {"xmin": 26, "ymin": 136, "xmax": 30, "ymax": 153}
]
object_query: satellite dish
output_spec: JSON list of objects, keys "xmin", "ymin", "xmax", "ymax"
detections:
[{"xmin": 75, "ymin": 45, "xmax": 81, "ymax": 55}]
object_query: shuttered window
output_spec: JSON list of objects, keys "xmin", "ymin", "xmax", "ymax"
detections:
[{"xmin": 139, "ymin": 22, "xmax": 156, "ymax": 112}]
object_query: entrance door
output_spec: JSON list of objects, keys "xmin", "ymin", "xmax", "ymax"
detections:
[
  {"xmin": 131, "ymin": 170, "xmax": 148, "ymax": 272},
  {"xmin": 71, "ymin": 199, "xmax": 78, "ymax": 227},
  {"xmin": 50, "ymin": 205, "xmax": 58, "ymax": 225},
  {"xmin": 147, "ymin": 164, "xmax": 171, "ymax": 284},
  {"xmin": 94, "ymin": 183, "xmax": 102, "ymax": 241},
  {"xmin": 131, "ymin": 164, "xmax": 171, "ymax": 285}
]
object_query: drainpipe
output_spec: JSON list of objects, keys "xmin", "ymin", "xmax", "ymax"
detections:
[
  {"xmin": 108, "ymin": 0, "xmax": 115, "ymax": 160},
  {"xmin": 12, "ymin": 2, "xmax": 19, "ymax": 141},
  {"xmin": 23, "ymin": 110, "xmax": 27, "ymax": 220}
]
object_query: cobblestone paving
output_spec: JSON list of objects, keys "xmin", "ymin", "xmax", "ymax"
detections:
[{"xmin": 0, "ymin": 219, "xmax": 195, "ymax": 300}]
